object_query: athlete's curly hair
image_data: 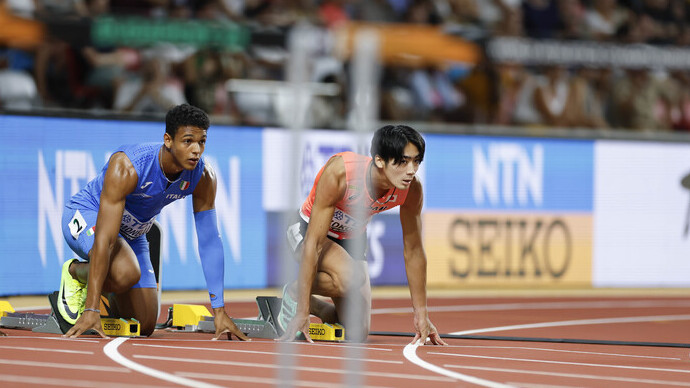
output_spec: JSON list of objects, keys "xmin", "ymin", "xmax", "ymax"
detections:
[
  {"xmin": 165, "ymin": 104, "xmax": 210, "ymax": 137},
  {"xmin": 370, "ymin": 125, "xmax": 425, "ymax": 165}
]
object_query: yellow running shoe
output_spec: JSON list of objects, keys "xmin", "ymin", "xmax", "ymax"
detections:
[{"xmin": 57, "ymin": 258, "xmax": 86, "ymax": 325}]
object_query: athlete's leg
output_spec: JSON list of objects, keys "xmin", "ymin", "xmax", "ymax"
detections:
[
  {"xmin": 307, "ymin": 239, "xmax": 371, "ymax": 341},
  {"xmin": 108, "ymin": 287, "xmax": 159, "ymax": 336},
  {"xmin": 70, "ymin": 236, "xmax": 142, "ymax": 293},
  {"xmin": 107, "ymin": 235, "xmax": 159, "ymax": 336}
]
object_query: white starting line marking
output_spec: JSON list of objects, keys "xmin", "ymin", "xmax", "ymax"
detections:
[
  {"xmin": 103, "ymin": 337, "xmax": 222, "ymax": 388},
  {"xmin": 403, "ymin": 313, "xmax": 690, "ymax": 387}
]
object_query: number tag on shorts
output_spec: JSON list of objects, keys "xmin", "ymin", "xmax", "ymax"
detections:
[{"xmin": 68, "ymin": 210, "xmax": 88, "ymax": 239}]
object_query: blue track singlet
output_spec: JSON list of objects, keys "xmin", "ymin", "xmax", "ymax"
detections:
[{"xmin": 67, "ymin": 142, "xmax": 205, "ymax": 240}]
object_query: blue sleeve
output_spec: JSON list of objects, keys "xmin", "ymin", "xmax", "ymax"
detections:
[{"xmin": 194, "ymin": 208, "xmax": 225, "ymax": 308}]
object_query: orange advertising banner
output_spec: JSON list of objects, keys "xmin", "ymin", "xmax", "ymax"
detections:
[{"xmin": 335, "ymin": 22, "xmax": 481, "ymax": 67}]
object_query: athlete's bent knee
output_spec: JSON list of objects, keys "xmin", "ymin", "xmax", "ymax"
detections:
[{"xmin": 108, "ymin": 270, "xmax": 141, "ymax": 293}]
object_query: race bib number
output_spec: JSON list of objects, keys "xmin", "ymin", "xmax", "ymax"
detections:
[
  {"xmin": 286, "ymin": 222, "xmax": 303, "ymax": 252},
  {"xmin": 68, "ymin": 210, "xmax": 88, "ymax": 239},
  {"xmin": 120, "ymin": 209, "xmax": 154, "ymax": 240}
]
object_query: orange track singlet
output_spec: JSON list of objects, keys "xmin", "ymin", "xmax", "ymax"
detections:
[{"xmin": 300, "ymin": 152, "xmax": 409, "ymax": 239}]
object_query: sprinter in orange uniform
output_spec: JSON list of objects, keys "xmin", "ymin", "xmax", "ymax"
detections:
[{"xmin": 278, "ymin": 125, "xmax": 446, "ymax": 344}]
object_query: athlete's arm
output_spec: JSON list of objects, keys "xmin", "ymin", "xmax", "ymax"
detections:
[
  {"xmin": 400, "ymin": 177, "xmax": 447, "ymax": 346},
  {"xmin": 192, "ymin": 164, "xmax": 249, "ymax": 341},
  {"xmin": 66, "ymin": 152, "xmax": 137, "ymax": 338},
  {"xmin": 283, "ymin": 156, "xmax": 346, "ymax": 342}
]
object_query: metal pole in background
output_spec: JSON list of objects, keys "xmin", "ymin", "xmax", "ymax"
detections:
[
  {"xmin": 343, "ymin": 27, "xmax": 380, "ymax": 387},
  {"xmin": 277, "ymin": 23, "xmax": 315, "ymax": 388}
]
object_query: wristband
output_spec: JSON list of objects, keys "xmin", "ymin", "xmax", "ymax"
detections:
[{"xmin": 84, "ymin": 308, "xmax": 101, "ymax": 314}]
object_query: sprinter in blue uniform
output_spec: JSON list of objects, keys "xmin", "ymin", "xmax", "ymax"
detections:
[{"xmin": 58, "ymin": 104, "xmax": 248, "ymax": 340}]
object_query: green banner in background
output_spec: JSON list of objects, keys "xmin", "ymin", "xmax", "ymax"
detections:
[{"xmin": 92, "ymin": 16, "xmax": 250, "ymax": 50}]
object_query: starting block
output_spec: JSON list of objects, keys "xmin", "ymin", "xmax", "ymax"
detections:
[
  {"xmin": 166, "ymin": 296, "xmax": 345, "ymax": 342},
  {"xmin": 1, "ymin": 300, "xmax": 15, "ymax": 317},
  {"xmin": 0, "ymin": 292, "xmax": 140, "ymax": 337}
]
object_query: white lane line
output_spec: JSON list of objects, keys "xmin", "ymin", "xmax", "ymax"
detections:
[
  {"xmin": 402, "ymin": 343, "xmax": 512, "ymax": 387},
  {"xmin": 443, "ymin": 345, "xmax": 682, "ymax": 360},
  {"xmin": 0, "ymin": 345, "xmax": 93, "ymax": 354},
  {"xmin": 103, "ymin": 337, "xmax": 222, "ymax": 388},
  {"xmin": 0, "ymin": 374, "xmax": 175, "ymax": 388},
  {"xmin": 372, "ymin": 300, "xmax": 690, "ymax": 315},
  {"xmin": 1, "ymin": 335, "xmax": 101, "ymax": 343},
  {"xmin": 506, "ymin": 383, "xmax": 576, "ymax": 388},
  {"xmin": 431, "ymin": 352, "xmax": 690, "ymax": 374},
  {"xmin": 133, "ymin": 354, "xmax": 457, "ymax": 382},
  {"xmin": 444, "ymin": 365, "xmax": 690, "ymax": 387},
  {"xmin": 132, "ymin": 343, "xmax": 403, "ymax": 364},
  {"xmin": 403, "ymin": 313, "xmax": 690, "ymax": 386},
  {"xmin": 177, "ymin": 371, "xmax": 391, "ymax": 388},
  {"xmin": 449, "ymin": 314, "xmax": 690, "ymax": 336},
  {"xmin": 0, "ymin": 358, "xmax": 129, "ymax": 372}
]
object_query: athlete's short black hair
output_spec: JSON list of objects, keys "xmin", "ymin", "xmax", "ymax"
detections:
[
  {"xmin": 165, "ymin": 104, "xmax": 210, "ymax": 137},
  {"xmin": 370, "ymin": 125, "xmax": 425, "ymax": 165}
]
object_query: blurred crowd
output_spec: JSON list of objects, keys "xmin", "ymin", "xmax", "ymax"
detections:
[{"xmin": 2, "ymin": 0, "xmax": 690, "ymax": 132}]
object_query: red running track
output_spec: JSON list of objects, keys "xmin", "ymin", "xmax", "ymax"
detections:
[{"xmin": 1, "ymin": 294, "xmax": 690, "ymax": 387}]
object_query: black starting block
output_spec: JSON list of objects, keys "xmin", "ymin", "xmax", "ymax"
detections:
[{"xmin": 165, "ymin": 296, "xmax": 345, "ymax": 341}]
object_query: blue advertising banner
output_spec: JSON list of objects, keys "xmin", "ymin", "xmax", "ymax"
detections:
[
  {"xmin": 0, "ymin": 115, "xmax": 265, "ymax": 296},
  {"xmin": 425, "ymin": 135, "xmax": 594, "ymax": 211}
]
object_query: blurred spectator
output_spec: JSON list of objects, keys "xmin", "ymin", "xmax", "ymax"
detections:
[
  {"xmin": 494, "ymin": 62, "xmax": 528, "ymax": 125},
  {"xmin": 563, "ymin": 67, "xmax": 610, "ymax": 128},
  {"xmin": 638, "ymin": 0, "xmax": 678, "ymax": 44},
  {"xmin": 318, "ymin": 0, "xmax": 349, "ymax": 28},
  {"xmin": 610, "ymin": 68, "xmax": 674, "ymax": 131},
  {"xmin": 456, "ymin": 57, "xmax": 498, "ymax": 123},
  {"xmin": 487, "ymin": 0, "xmax": 524, "ymax": 36},
  {"xmin": 409, "ymin": 65, "xmax": 465, "ymax": 122},
  {"xmin": 349, "ymin": 0, "xmax": 398, "ymax": 23},
  {"xmin": 584, "ymin": 0, "xmax": 630, "ymax": 41},
  {"xmin": 665, "ymin": 70, "xmax": 690, "ymax": 131},
  {"xmin": 557, "ymin": 0, "xmax": 587, "ymax": 40},
  {"xmin": 109, "ymin": 0, "xmax": 167, "ymax": 17},
  {"xmin": 113, "ymin": 56, "xmax": 186, "ymax": 113},
  {"xmin": 0, "ymin": 48, "xmax": 38, "ymax": 110},
  {"xmin": 522, "ymin": 0, "xmax": 563, "ymax": 39},
  {"xmin": 381, "ymin": 66, "xmax": 416, "ymax": 121},
  {"xmin": 532, "ymin": 65, "xmax": 572, "ymax": 127},
  {"xmin": 182, "ymin": 49, "xmax": 245, "ymax": 118}
]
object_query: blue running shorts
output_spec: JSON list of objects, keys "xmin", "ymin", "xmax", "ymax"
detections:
[{"xmin": 61, "ymin": 205, "xmax": 156, "ymax": 289}]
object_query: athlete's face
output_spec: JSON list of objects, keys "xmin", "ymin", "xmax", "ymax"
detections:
[
  {"xmin": 377, "ymin": 142, "xmax": 422, "ymax": 190},
  {"xmin": 165, "ymin": 126, "xmax": 207, "ymax": 170}
]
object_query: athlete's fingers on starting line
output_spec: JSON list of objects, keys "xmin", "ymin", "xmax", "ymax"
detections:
[
  {"xmin": 409, "ymin": 333, "xmax": 422, "ymax": 345},
  {"xmin": 429, "ymin": 333, "xmax": 448, "ymax": 346},
  {"xmin": 213, "ymin": 329, "xmax": 251, "ymax": 341}
]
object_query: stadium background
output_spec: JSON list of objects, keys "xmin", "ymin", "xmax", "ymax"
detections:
[{"xmin": 2, "ymin": 0, "xmax": 690, "ymax": 297}]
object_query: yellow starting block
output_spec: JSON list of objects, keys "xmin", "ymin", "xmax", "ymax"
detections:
[
  {"xmin": 307, "ymin": 322, "xmax": 345, "ymax": 342},
  {"xmin": 171, "ymin": 304, "xmax": 212, "ymax": 328},
  {"xmin": 164, "ymin": 298, "xmax": 346, "ymax": 342},
  {"xmin": 101, "ymin": 317, "xmax": 140, "ymax": 337},
  {"xmin": 0, "ymin": 301, "xmax": 15, "ymax": 317}
]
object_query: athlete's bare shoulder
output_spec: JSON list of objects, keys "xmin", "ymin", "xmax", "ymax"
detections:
[
  {"xmin": 323, "ymin": 154, "xmax": 346, "ymax": 178},
  {"xmin": 104, "ymin": 152, "xmax": 138, "ymax": 194},
  {"xmin": 317, "ymin": 154, "xmax": 347, "ymax": 204}
]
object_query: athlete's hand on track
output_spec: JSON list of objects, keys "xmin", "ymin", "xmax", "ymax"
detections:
[
  {"xmin": 276, "ymin": 313, "xmax": 312, "ymax": 343},
  {"xmin": 212, "ymin": 309, "xmax": 250, "ymax": 341},
  {"xmin": 411, "ymin": 314, "xmax": 447, "ymax": 346},
  {"xmin": 63, "ymin": 310, "xmax": 108, "ymax": 338}
]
